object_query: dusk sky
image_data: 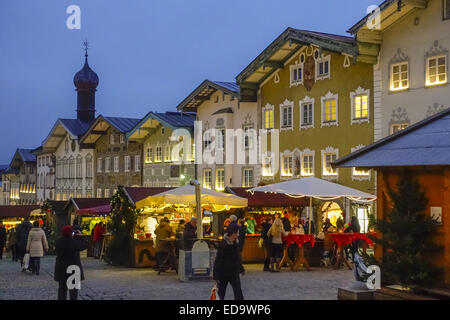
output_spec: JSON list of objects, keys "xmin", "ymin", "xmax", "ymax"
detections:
[{"xmin": 0, "ymin": 0, "xmax": 378, "ymax": 164}]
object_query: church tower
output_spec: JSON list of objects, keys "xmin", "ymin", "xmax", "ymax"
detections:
[{"xmin": 73, "ymin": 42, "xmax": 99, "ymax": 122}]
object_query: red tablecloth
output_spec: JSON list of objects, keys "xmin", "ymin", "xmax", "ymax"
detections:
[
  {"xmin": 328, "ymin": 233, "xmax": 374, "ymax": 247},
  {"xmin": 282, "ymin": 234, "xmax": 315, "ymax": 248}
]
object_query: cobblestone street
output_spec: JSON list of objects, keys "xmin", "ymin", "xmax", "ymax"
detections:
[{"xmin": 0, "ymin": 256, "xmax": 354, "ymax": 300}]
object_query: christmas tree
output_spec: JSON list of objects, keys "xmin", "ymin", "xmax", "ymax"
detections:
[
  {"xmin": 365, "ymin": 174, "xmax": 441, "ymax": 288},
  {"xmin": 105, "ymin": 186, "xmax": 138, "ymax": 267}
]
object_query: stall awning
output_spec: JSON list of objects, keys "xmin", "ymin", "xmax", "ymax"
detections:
[
  {"xmin": 136, "ymin": 185, "xmax": 248, "ymax": 211},
  {"xmin": 0, "ymin": 205, "xmax": 40, "ymax": 218},
  {"xmin": 76, "ymin": 204, "xmax": 111, "ymax": 216},
  {"xmin": 228, "ymin": 187, "xmax": 309, "ymax": 207}
]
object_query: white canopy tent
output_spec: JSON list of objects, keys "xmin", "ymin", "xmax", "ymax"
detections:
[
  {"xmin": 248, "ymin": 177, "xmax": 376, "ymax": 233},
  {"xmin": 136, "ymin": 185, "xmax": 248, "ymax": 210}
]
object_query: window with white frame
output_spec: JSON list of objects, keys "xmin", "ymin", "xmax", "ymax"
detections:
[
  {"xmin": 155, "ymin": 146, "xmax": 162, "ymax": 162},
  {"xmin": 215, "ymin": 168, "xmax": 225, "ymax": 191},
  {"xmin": 120, "ymin": 134, "xmax": 125, "ymax": 144},
  {"xmin": 263, "ymin": 104, "xmax": 274, "ymax": 130},
  {"xmin": 300, "ymin": 96, "xmax": 314, "ymax": 129},
  {"xmin": 135, "ymin": 155, "xmax": 140, "ymax": 172},
  {"xmin": 321, "ymin": 147, "xmax": 338, "ymax": 177},
  {"xmin": 110, "ymin": 134, "xmax": 115, "ymax": 144},
  {"xmin": 97, "ymin": 158, "xmax": 102, "ymax": 173},
  {"xmin": 243, "ymin": 125, "xmax": 254, "ymax": 150},
  {"xmin": 104, "ymin": 189, "xmax": 110, "ymax": 198},
  {"xmin": 146, "ymin": 147, "xmax": 153, "ymax": 163},
  {"xmin": 262, "ymin": 153, "xmax": 274, "ymax": 177},
  {"xmin": 203, "ymin": 169, "xmax": 212, "ymax": 189},
  {"xmin": 280, "ymin": 99, "xmax": 293, "ymax": 130},
  {"xmin": 114, "ymin": 156, "xmax": 119, "ymax": 172},
  {"xmin": 351, "ymin": 87, "xmax": 370, "ymax": 124},
  {"xmin": 216, "ymin": 129, "xmax": 225, "ymax": 150},
  {"xmin": 105, "ymin": 157, "xmax": 110, "ymax": 172},
  {"xmin": 76, "ymin": 157, "xmax": 82, "ymax": 178},
  {"xmin": 203, "ymin": 131, "xmax": 212, "ymax": 150},
  {"xmin": 86, "ymin": 155, "xmax": 92, "ymax": 178},
  {"xmin": 351, "ymin": 145, "xmax": 370, "ymax": 180},
  {"xmin": 321, "ymin": 92, "xmax": 338, "ymax": 126},
  {"xmin": 281, "ymin": 153, "xmax": 293, "ymax": 176},
  {"xmin": 124, "ymin": 156, "xmax": 131, "ymax": 172},
  {"xmin": 243, "ymin": 168, "xmax": 254, "ymax": 187},
  {"xmin": 316, "ymin": 54, "xmax": 331, "ymax": 80},
  {"xmin": 301, "ymin": 152, "xmax": 314, "ymax": 176},
  {"xmin": 164, "ymin": 145, "xmax": 171, "ymax": 162},
  {"xmin": 390, "ymin": 62, "xmax": 409, "ymax": 91},
  {"xmin": 390, "ymin": 123, "xmax": 408, "ymax": 134},
  {"xmin": 426, "ymin": 55, "xmax": 447, "ymax": 86},
  {"xmin": 290, "ymin": 60, "xmax": 303, "ymax": 86},
  {"xmin": 97, "ymin": 188, "xmax": 102, "ymax": 198}
]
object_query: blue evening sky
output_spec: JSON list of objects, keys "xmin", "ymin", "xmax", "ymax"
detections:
[{"xmin": 0, "ymin": 0, "xmax": 378, "ymax": 164}]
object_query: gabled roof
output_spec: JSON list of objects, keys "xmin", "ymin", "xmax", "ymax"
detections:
[
  {"xmin": 334, "ymin": 108, "xmax": 450, "ymax": 168},
  {"xmin": 64, "ymin": 198, "xmax": 111, "ymax": 211},
  {"xmin": 127, "ymin": 111, "xmax": 195, "ymax": 141},
  {"xmin": 80, "ymin": 115, "xmax": 141, "ymax": 145},
  {"xmin": 347, "ymin": 0, "xmax": 395, "ymax": 34},
  {"xmin": 177, "ymin": 80, "xmax": 240, "ymax": 112},
  {"xmin": 42, "ymin": 118, "xmax": 95, "ymax": 152},
  {"xmin": 17, "ymin": 149, "xmax": 36, "ymax": 163},
  {"xmin": 235, "ymin": 27, "xmax": 358, "ymax": 93}
]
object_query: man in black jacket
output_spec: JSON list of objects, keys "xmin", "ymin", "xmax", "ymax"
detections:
[
  {"xmin": 182, "ymin": 217, "xmax": 197, "ymax": 250},
  {"xmin": 16, "ymin": 218, "xmax": 32, "ymax": 269},
  {"xmin": 213, "ymin": 224, "xmax": 244, "ymax": 300},
  {"xmin": 54, "ymin": 225, "xmax": 87, "ymax": 300}
]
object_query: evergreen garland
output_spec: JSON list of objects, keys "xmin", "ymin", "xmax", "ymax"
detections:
[
  {"xmin": 105, "ymin": 186, "xmax": 139, "ymax": 267},
  {"xmin": 364, "ymin": 174, "xmax": 442, "ymax": 288}
]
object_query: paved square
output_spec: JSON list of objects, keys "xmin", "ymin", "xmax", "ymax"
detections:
[{"xmin": 0, "ymin": 256, "xmax": 354, "ymax": 300}]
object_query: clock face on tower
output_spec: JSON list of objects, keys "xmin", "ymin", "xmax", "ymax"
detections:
[{"xmin": 71, "ymin": 139, "xmax": 76, "ymax": 152}]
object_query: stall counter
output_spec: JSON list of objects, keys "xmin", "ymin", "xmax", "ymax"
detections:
[
  {"xmin": 241, "ymin": 234, "xmax": 265, "ymax": 263},
  {"xmin": 132, "ymin": 238, "xmax": 158, "ymax": 268}
]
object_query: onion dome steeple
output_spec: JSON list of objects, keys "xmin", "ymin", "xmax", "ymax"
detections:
[{"xmin": 73, "ymin": 41, "xmax": 99, "ymax": 122}]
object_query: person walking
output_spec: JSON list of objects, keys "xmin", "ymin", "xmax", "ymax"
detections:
[
  {"xmin": 260, "ymin": 217, "xmax": 273, "ymax": 271},
  {"xmin": 16, "ymin": 218, "xmax": 33, "ymax": 270},
  {"xmin": 7, "ymin": 226, "xmax": 18, "ymax": 261},
  {"xmin": 267, "ymin": 218, "xmax": 287, "ymax": 272},
  {"xmin": 93, "ymin": 222, "xmax": 105, "ymax": 259},
  {"xmin": 237, "ymin": 218, "xmax": 247, "ymax": 274},
  {"xmin": 26, "ymin": 221, "xmax": 49, "ymax": 275},
  {"xmin": 154, "ymin": 217, "xmax": 174, "ymax": 271},
  {"xmin": 0, "ymin": 221, "xmax": 6, "ymax": 260},
  {"xmin": 213, "ymin": 224, "xmax": 244, "ymax": 300},
  {"xmin": 54, "ymin": 226, "xmax": 87, "ymax": 300},
  {"xmin": 183, "ymin": 217, "xmax": 197, "ymax": 250}
]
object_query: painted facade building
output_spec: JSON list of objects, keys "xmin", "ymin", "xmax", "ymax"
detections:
[
  {"xmin": 349, "ymin": 0, "xmax": 450, "ymax": 140},
  {"xmin": 32, "ymin": 146, "xmax": 56, "ymax": 204},
  {"xmin": 80, "ymin": 116, "xmax": 142, "ymax": 198},
  {"xmin": 41, "ymin": 50, "xmax": 99, "ymax": 200},
  {"xmin": 0, "ymin": 165, "xmax": 9, "ymax": 205},
  {"xmin": 127, "ymin": 112, "xmax": 196, "ymax": 187},
  {"xmin": 178, "ymin": 80, "xmax": 260, "ymax": 190},
  {"xmin": 2, "ymin": 149, "xmax": 37, "ymax": 205},
  {"xmin": 236, "ymin": 28, "xmax": 376, "ymax": 223}
]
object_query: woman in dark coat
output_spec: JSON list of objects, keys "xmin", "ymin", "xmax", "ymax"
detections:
[
  {"xmin": 54, "ymin": 225, "xmax": 87, "ymax": 300},
  {"xmin": 213, "ymin": 224, "xmax": 244, "ymax": 300}
]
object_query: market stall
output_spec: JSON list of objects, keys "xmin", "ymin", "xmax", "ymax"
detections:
[
  {"xmin": 0, "ymin": 205, "xmax": 40, "ymax": 230},
  {"xmin": 134, "ymin": 185, "xmax": 248, "ymax": 268}
]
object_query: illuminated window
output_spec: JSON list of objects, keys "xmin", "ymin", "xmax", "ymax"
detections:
[
  {"xmin": 321, "ymin": 93, "xmax": 338, "ymax": 127},
  {"xmin": 301, "ymin": 153, "xmax": 314, "ymax": 176},
  {"xmin": 146, "ymin": 147, "xmax": 153, "ymax": 163},
  {"xmin": 281, "ymin": 155, "xmax": 293, "ymax": 176},
  {"xmin": 391, "ymin": 62, "xmax": 409, "ymax": 91},
  {"xmin": 350, "ymin": 87, "xmax": 370, "ymax": 125},
  {"xmin": 263, "ymin": 104, "xmax": 274, "ymax": 130},
  {"xmin": 104, "ymin": 189, "xmax": 110, "ymax": 198},
  {"xmin": 262, "ymin": 153, "xmax": 274, "ymax": 177},
  {"xmin": 203, "ymin": 169, "xmax": 212, "ymax": 189},
  {"xmin": 97, "ymin": 188, "xmax": 102, "ymax": 198},
  {"xmin": 243, "ymin": 168, "xmax": 254, "ymax": 187},
  {"xmin": 164, "ymin": 145, "xmax": 171, "ymax": 162},
  {"xmin": 351, "ymin": 145, "xmax": 370, "ymax": 180},
  {"xmin": 426, "ymin": 55, "xmax": 447, "ymax": 86},
  {"xmin": 321, "ymin": 147, "xmax": 338, "ymax": 177},
  {"xmin": 390, "ymin": 123, "xmax": 408, "ymax": 134},
  {"xmin": 215, "ymin": 168, "xmax": 225, "ymax": 191}
]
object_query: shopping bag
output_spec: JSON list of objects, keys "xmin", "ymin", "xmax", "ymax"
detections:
[
  {"xmin": 23, "ymin": 253, "xmax": 30, "ymax": 269},
  {"xmin": 258, "ymin": 238, "xmax": 264, "ymax": 248},
  {"xmin": 210, "ymin": 283, "xmax": 218, "ymax": 300}
]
